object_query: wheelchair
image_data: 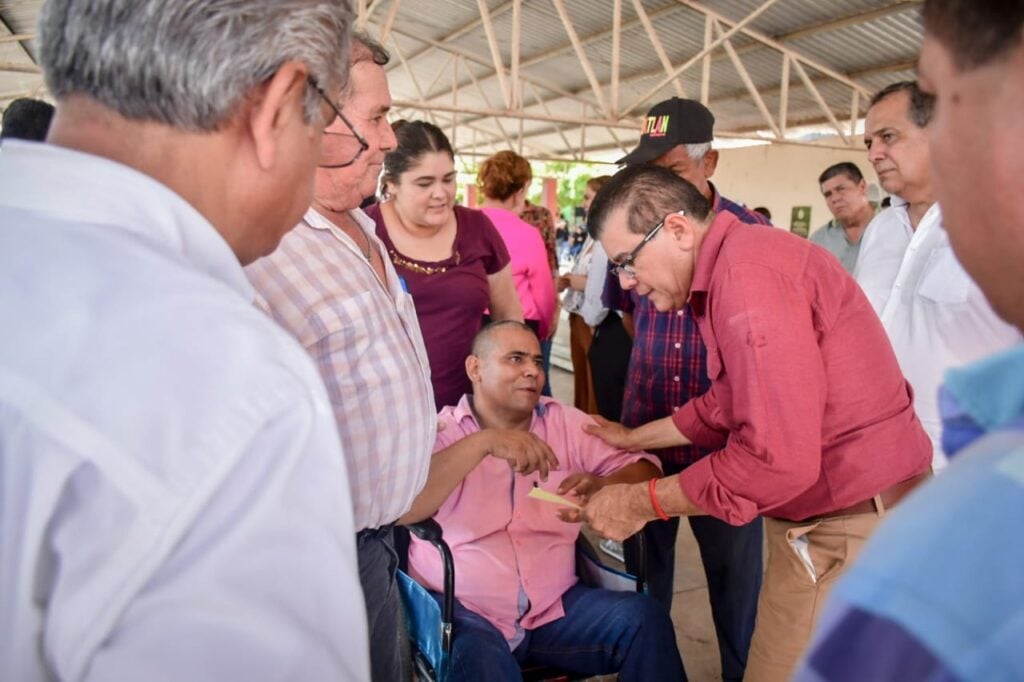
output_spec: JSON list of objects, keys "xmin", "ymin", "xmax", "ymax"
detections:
[{"xmin": 398, "ymin": 519, "xmax": 646, "ymax": 682}]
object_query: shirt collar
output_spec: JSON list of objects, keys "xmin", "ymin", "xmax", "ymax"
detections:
[
  {"xmin": 0, "ymin": 140, "xmax": 254, "ymax": 300},
  {"xmin": 940, "ymin": 345, "xmax": 1024, "ymax": 457},
  {"xmin": 690, "ymin": 210, "xmax": 744, "ymax": 297},
  {"xmin": 708, "ymin": 181, "xmax": 723, "ymax": 212},
  {"xmin": 889, "ymin": 195, "xmax": 943, "ymax": 233},
  {"xmin": 452, "ymin": 394, "xmax": 551, "ymax": 426},
  {"xmin": 305, "ymin": 206, "xmax": 376, "ymax": 235}
]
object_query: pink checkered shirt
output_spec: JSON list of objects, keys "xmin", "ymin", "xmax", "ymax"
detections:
[{"xmin": 245, "ymin": 208, "xmax": 435, "ymax": 530}]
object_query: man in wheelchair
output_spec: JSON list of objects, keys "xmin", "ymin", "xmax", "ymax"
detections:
[{"xmin": 404, "ymin": 320, "xmax": 686, "ymax": 680}]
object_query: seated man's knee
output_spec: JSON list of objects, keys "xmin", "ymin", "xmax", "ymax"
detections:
[{"xmin": 609, "ymin": 592, "xmax": 676, "ymax": 643}]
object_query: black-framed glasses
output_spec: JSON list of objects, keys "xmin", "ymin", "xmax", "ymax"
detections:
[
  {"xmin": 307, "ymin": 76, "xmax": 370, "ymax": 168},
  {"xmin": 611, "ymin": 210, "xmax": 685, "ymax": 278}
]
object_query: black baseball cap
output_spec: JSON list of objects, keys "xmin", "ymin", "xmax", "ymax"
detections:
[{"xmin": 617, "ymin": 98, "xmax": 715, "ymax": 165}]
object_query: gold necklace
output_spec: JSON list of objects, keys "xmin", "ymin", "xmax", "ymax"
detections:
[
  {"xmin": 388, "ymin": 248, "xmax": 460, "ymax": 275},
  {"xmin": 388, "ymin": 205, "xmax": 460, "ymax": 275}
]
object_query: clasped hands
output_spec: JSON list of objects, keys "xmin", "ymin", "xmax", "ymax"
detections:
[{"xmin": 485, "ymin": 418, "xmax": 655, "ymax": 541}]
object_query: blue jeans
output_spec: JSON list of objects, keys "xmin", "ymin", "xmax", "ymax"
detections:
[{"xmin": 434, "ymin": 583, "xmax": 686, "ymax": 681}]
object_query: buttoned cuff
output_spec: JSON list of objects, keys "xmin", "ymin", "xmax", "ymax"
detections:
[{"xmin": 677, "ymin": 457, "xmax": 759, "ymax": 526}]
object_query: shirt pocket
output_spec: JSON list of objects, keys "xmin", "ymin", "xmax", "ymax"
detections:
[
  {"xmin": 308, "ymin": 289, "xmax": 375, "ymax": 357},
  {"xmin": 916, "ymin": 245, "xmax": 970, "ymax": 304}
]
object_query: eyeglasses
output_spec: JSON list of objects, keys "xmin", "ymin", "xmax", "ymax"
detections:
[
  {"xmin": 611, "ymin": 210, "xmax": 685, "ymax": 278},
  {"xmin": 307, "ymin": 76, "xmax": 370, "ymax": 168}
]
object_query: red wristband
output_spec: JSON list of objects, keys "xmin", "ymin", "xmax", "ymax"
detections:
[{"xmin": 648, "ymin": 478, "xmax": 669, "ymax": 521}]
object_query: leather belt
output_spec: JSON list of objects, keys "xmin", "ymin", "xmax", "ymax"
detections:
[{"xmin": 807, "ymin": 471, "xmax": 931, "ymax": 522}]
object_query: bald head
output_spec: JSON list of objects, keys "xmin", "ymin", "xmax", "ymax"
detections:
[{"xmin": 471, "ymin": 320, "xmax": 538, "ymax": 359}]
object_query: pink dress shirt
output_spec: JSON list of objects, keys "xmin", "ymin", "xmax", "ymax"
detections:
[
  {"xmin": 672, "ymin": 211, "xmax": 932, "ymax": 525},
  {"xmin": 481, "ymin": 206, "xmax": 557, "ymax": 339},
  {"xmin": 408, "ymin": 396, "xmax": 660, "ymax": 642}
]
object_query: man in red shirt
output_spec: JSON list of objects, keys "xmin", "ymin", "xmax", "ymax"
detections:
[{"xmin": 579, "ymin": 164, "xmax": 932, "ymax": 682}]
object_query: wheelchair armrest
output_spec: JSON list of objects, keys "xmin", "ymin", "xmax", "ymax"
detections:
[{"xmin": 406, "ymin": 518, "xmax": 443, "ymax": 543}]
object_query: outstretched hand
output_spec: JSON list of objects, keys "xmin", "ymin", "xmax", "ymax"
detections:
[
  {"xmin": 582, "ymin": 415, "xmax": 635, "ymax": 449},
  {"xmin": 580, "ymin": 482, "xmax": 656, "ymax": 541}
]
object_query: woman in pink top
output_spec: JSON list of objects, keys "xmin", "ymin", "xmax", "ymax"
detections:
[{"xmin": 477, "ymin": 151, "xmax": 557, "ymax": 340}]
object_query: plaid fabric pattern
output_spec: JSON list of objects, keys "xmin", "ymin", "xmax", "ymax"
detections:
[
  {"xmin": 520, "ymin": 201, "xmax": 558, "ymax": 273},
  {"xmin": 245, "ymin": 208, "xmax": 435, "ymax": 529},
  {"xmin": 609, "ymin": 186, "xmax": 771, "ymax": 469}
]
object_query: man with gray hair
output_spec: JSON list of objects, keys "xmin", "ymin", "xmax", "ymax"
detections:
[
  {"xmin": 0, "ymin": 2, "xmax": 369, "ymax": 681},
  {"xmin": 855, "ymin": 80, "xmax": 1020, "ymax": 468},
  {"xmin": 245, "ymin": 33, "xmax": 433, "ymax": 681}
]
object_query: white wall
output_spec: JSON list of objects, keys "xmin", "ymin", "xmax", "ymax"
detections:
[{"xmin": 713, "ymin": 141, "xmax": 874, "ymax": 233}]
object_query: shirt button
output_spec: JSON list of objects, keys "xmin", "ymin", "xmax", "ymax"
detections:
[
  {"xmin": 673, "ymin": 406, "xmax": 680, "ymax": 412},
  {"xmin": 673, "ymin": 376, "xmax": 680, "ymax": 382},
  {"xmin": 674, "ymin": 342, "xmax": 681, "ymax": 349},
  {"xmin": 677, "ymin": 310, "xmax": 684, "ymax": 316}
]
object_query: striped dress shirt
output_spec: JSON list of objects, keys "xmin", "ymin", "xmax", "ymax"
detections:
[{"xmin": 245, "ymin": 208, "xmax": 435, "ymax": 530}]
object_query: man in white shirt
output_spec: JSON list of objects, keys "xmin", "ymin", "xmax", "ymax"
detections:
[
  {"xmin": 855, "ymin": 80, "xmax": 1021, "ymax": 468},
  {"xmin": 0, "ymin": 2, "xmax": 370, "ymax": 681},
  {"xmin": 245, "ymin": 34, "xmax": 436, "ymax": 681}
]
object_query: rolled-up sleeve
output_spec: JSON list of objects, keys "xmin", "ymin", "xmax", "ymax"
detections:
[
  {"xmin": 672, "ymin": 384, "xmax": 729, "ymax": 449},
  {"xmin": 676, "ymin": 263, "xmax": 827, "ymax": 525}
]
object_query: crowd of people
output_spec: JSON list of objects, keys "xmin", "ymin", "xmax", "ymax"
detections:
[{"xmin": 2, "ymin": 1, "xmax": 1022, "ymax": 681}]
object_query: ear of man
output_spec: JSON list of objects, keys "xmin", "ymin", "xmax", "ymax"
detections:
[
  {"xmin": 663, "ymin": 211, "xmax": 698, "ymax": 252},
  {"xmin": 465, "ymin": 354, "xmax": 482, "ymax": 384},
  {"xmin": 245, "ymin": 60, "xmax": 315, "ymax": 171},
  {"xmin": 702, "ymin": 149, "xmax": 720, "ymax": 178}
]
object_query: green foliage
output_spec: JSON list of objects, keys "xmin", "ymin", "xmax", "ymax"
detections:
[{"xmin": 526, "ymin": 160, "xmax": 613, "ymax": 226}]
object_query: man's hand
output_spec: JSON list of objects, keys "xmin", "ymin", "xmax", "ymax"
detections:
[
  {"xmin": 555, "ymin": 473, "xmax": 604, "ymax": 523},
  {"xmin": 485, "ymin": 429, "xmax": 560, "ymax": 481},
  {"xmin": 583, "ymin": 415, "xmax": 635, "ymax": 450},
  {"xmin": 581, "ymin": 482, "xmax": 658, "ymax": 541}
]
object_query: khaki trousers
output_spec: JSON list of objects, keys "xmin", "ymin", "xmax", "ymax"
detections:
[{"xmin": 743, "ymin": 511, "xmax": 883, "ymax": 682}]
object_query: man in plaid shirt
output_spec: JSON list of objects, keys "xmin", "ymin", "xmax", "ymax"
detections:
[{"xmin": 607, "ymin": 97, "xmax": 769, "ymax": 682}]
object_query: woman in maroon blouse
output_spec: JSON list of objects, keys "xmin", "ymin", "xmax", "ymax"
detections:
[{"xmin": 366, "ymin": 121, "xmax": 523, "ymax": 408}]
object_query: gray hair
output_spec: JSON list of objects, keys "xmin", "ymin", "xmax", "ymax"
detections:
[
  {"xmin": 38, "ymin": 0, "xmax": 353, "ymax": 131},
  {"xmin": 351, "ymin": 31, "xmax": 390, "ymax": 67},
  {"xmin": 869, "ymin": 81, "xmax": 935, "ymax": 128},
  {"xmin": 684, "ymin": 142, "xmax": 712, "ymax": 161}
]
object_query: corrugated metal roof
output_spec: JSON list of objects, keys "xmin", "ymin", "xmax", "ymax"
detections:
[{"xmin": 0, "ymin": 0, "xmax": 924, "ymax": 160}]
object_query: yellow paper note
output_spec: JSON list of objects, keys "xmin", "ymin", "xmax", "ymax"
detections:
[{"xmin": 527, "ymin": 486, "xmax": 581, "ymax": 509}]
